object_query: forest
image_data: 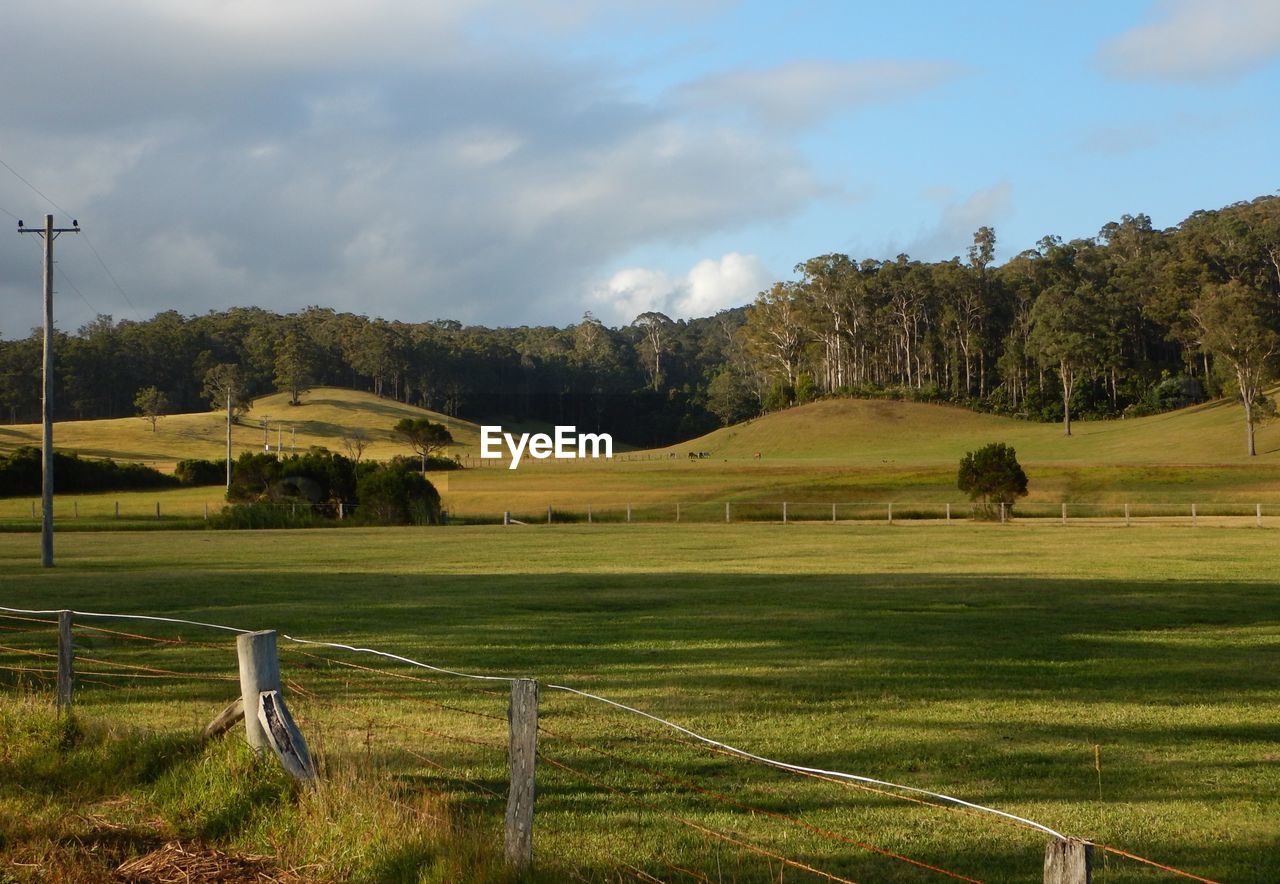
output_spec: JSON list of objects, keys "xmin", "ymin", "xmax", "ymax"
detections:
[{"xmin": 1, "ymin": 194, "xmax": 1277, "ymax": 451}]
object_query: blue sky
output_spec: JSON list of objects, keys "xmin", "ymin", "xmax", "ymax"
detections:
[{"xmin": 0, "ymin": 0, "xmax": 1277, "ymax": 335}]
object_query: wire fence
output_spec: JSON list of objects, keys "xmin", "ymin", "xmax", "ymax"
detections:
[
  {"xmin": 0, "ymin": 497, "xmax": 1275, "ymax": 531},
  {"xmin": 0, "ymin": 605, "xmax": 1227, "ymax": 883}
]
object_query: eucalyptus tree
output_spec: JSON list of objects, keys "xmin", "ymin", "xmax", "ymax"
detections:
[{"xmin": 1193, "ymin": 281, "xmax": 1277, "ymax": 455}]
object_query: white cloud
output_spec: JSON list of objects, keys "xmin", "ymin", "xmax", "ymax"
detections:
[
  {"xmin": 1098, "ymin": 0, "xmax": 1280, "ymax": 80},
  {"xmin": 676, "ymin": 59, "xmax": 967, "ymax": 128},
  {"xmin": 592, "ymin": 253, "xmax": 771, "ymax": 325},
  {"xmin": 0, "ymin": 3, "xmax": 816, "ymax": 334},
  {"xmin": 907, "ymin": 182, "xmax": 1014, "ymax": 261}
]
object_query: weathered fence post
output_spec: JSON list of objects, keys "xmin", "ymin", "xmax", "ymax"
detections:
[
  {"xmin": 236, "ymin": 630, "xmax": 314, "ymax": 782},
  {"xmin": 1191, "ymin": 503, "xmax": 1197, "ymax": 527},
  {"xmin": 1124, "ymin": 503, "xmax": 1130, "ymax": 527},
  {"xmin": 338, "ymin": 502, "xmax": 344, "ymax": 520},
  {"xmin": 1258, "ymin": 503, "xmax": 1263, "ymax": 528},
  {"xmin": 1000, "ymin": 502, "xmax": 1007, "ymax": 523},
  {"xmin": 1044, "ymin": 838, "xmax": 1092, "ymax": 883},
  {"xmin": 73, "ymin": 500, "xmax": 78, "ymax": 519},
  {"xmin": 1061, "ymin": 503, "xmax": 1067, "ymax": 526},
  {"xmin": 945, "ymin": 502, "xmax": 951, "ymax": 522},
  {"xmin": 832, "ymin": 503, "xmax": 837, "ymax": 523},
  {"xmin": 725, "ymin": 502, "xmax": 730, "ymax": 523},
  {"xmin": 114, "ymin": 501, "xmax": 119, "ymax": 519},
  {"xmin": 587, "ymin": 505, "xmax": 592, "ymax": 524},
  {"xmin": 237, "ymin": 630, "xmax": 280, "ymax": 751},
  {"xmin": 57, "ymin": 610, "xmax": 73, "ymax": 713},
  {"xmin": 547, "ymin": 505, "xmax": 553, "ymax": 525},
  {"xmin": 506, "ymin": 678, "xmax": 538, "ymax": 872},
  {"xmin": 626, "ymin": 502, "xmax": 632, "ymax": 523},
  {"xmin": 155, "ymin": 501, "xmax": 161, "ymax": 520},
  {"xmin": 782, "ymin": 501, "xmax": 788, "ymax": 524},
  {"xmin": 887, "ymin": 502, "xmax": 893, "ymax": 524},
  {"xmin": 675, "ymin": 503, "xmax": 681, "ymax": 523},
  {"xmin": 504, "ymin": 511, "xmax": 511, "ymax": 526}
]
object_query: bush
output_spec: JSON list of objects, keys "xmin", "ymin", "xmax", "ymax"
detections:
[
  {"xmin": 0, "ymin": 447, "xmax": 178, "ymax": 497},
  {"xmin": 957, "ymin": 442, "xmax": 1028, "ymax": 519},
  {"xmin": 175, "ymin": 458, "xmax": 226, "ymax": 486},
  {"xmin": 355, "ymin": 467, "xmax": 441, "ymax": 525}
]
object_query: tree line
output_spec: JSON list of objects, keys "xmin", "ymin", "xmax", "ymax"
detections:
[{"xmin": 0, "ymin": 194, "xmax": 1276, "ymax": 453}]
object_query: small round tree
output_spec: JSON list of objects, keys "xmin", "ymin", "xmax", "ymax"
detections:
[{"xmin": 957, "ymin": 442, "xmax": 1028, "ymax": 519}]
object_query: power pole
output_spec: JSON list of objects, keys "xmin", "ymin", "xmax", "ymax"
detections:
[
  {"xmin": 18, "ymin": 214, "xmax": 79, "ymax": 568},
  {"xmin": 225, "ymin": 392, "xmax": 233, "ymax": 490}
]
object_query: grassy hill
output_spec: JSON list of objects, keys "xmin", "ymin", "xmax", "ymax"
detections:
[
  {"xmin": 665, "ymin": 395, "xmax": 1277, "ymax": 465},
  {"xmin": 0, "ymin": 388, "xmax": 482, "ymax": 469}
]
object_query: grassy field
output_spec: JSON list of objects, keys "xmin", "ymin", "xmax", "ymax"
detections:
[{"xmin": 0, "ymin": 524, "xmax": 1276, "ymax": 881}]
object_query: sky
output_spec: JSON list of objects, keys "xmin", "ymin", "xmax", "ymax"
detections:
[{"xmin": 0, "ymin": 0, "xmax": 1277, "ymax": 337}]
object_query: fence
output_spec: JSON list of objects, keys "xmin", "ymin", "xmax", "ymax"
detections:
[
  {"xmin": 0, "ymin": 605, "xmax": 1224, "ymax": 883},
  {"xmin": 480, "ymin": 500, "xmax": 1275, "ymax": 528}
]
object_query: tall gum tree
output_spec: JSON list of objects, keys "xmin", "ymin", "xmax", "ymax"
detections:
[{"xmin": 1193, "ymin": 281, "xmax": 1278, "ymax": 456}]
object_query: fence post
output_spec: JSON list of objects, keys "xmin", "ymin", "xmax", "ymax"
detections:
[
  {"xmin": 782, "ymin": 502, "xmax": 787, "ymax": 524},
  {"xmin": 1043, "ymin": 838, "xmax": 1092, "ymax": 883},
  {"xmin": 547, "ymin": 505, "xmax": 553, "ymax": 525},
  {"xmin": 1191, "ymin": 503, "xmax": 1197, "ymax": 527},
  {"xmin": 946, "ymin": 502, "xmax": 951, "ymax": 522},
  {"xmin": 506, "ymin": 678, "xmax": 538, "ymax": 872},
  {"xmin": 73, "ymin": 500, "xmax": 78, "ymax": 519},
  {"xmin": 1061, "ymin": 503, "xmax": 1067, "ymax": 526},
  {"xmin": 155, "ymin": 501, "xmax": 161, "ymax": 520},
  {"xmin": 504, "ymin": 511, "xmax": 511, "ymax": 526},
  {"xmin": 57, "ymin": 610, "xmax": 73, "ymax": 713},
  {"xmin": 725, "ymin": 502, "xmax": 730, "ymax": 523},
  {"xmin": 114, "ymin": 501, "xmax": 119, "ymax": 519},
  {"xmin": 1258, "ymin": 503, "xmax": 1263, "ymax": 528},
  {"xmin": 338, "ymin": 502, "xmax": 344, "ymax": 520},
  {"xmin": 626, "ymin": 502, "xmax": 631, "ymax": 523},
  {"xmin": 236, "ymin": 630, "xmax": 281, "ymax": 751},
  {"xmin": 676, "ymin": 503, "xmax": 681, "ymax": 523},
  {"xmin": 204, "ymin": 502, "xmax": 209, "ymax": 520},
  {"xmin": 1124, "ymin": 503, "xmax": 1130, "ymax": 527},
  {"xmin": 587, "ymin": 505, "xmax": 592, "ymax": 524},
  {"xmin": 832, "ymin": 503, "xmax": 837, "ymax": 523},
  {"xmin": 887, "ymin": 502, "xmax": 893, "ymax": 524},
  {"xmin": 1000, "ymin": 502, "xmax": 1007, "ymax": 524}
]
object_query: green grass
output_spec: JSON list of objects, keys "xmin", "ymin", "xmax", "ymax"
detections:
[{"xmin": 0, "ymin": 524, "xmax": 1276, "ymax": 881}]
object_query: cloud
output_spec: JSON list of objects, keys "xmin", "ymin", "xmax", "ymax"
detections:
[
  {"xmin": 591, "ymin": 253, "xmax": 772, "ymax": 324},
  {"xmin": 906, "ymin": 182, "xmax": 1013, "ymax": 261},
  {"xmin": 1098, "ymin": 0, "xmax": 1280, "ymax": 81},
  {"xmin": 0, "ymin": 3, "xmax": 817, "ymax": 335},
  {"xmin": 676, "ymin": 59, "xmax": 967, "ymax": 128}
]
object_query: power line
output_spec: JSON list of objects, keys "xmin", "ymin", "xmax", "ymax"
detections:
[
  {"xmin": 1, "ymin": 153, "xmax": 143, "ymax": 322},
  {"xmin": 57, "ymin": 263, "xmax": 101, "ymax": 317}
]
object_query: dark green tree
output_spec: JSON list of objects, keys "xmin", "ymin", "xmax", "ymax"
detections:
[
  {"xmin": 958, "ymin": 442, "xmax": 1028, "ymax": 519},
  {"xmin": 394, "ymin": 417, "xmax": 454, "ymax": 468}
]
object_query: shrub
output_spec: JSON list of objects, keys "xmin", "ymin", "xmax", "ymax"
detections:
[
  {"xmin": 355, "ymin": 467, "xmax": 441, "ymax": 525},
  {"xmin": 0, "ymin": 447, "xmax": 178, "ymax": 497},
  {"xmin": 957, "ymin": 442, "xmax": 1028, "ymax": 519},
  {"xmin": 175, "ymin": 458, "xmax": 226, "ymax": 486}
]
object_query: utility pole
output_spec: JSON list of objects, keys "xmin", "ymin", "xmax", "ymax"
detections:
[
  {"xmin": 18, "ymin": 214, "xmax": 79, "ymax": 569},
  {"xmin": 225, "ymin": 392, "xmax": 233, "ymax": 490}
]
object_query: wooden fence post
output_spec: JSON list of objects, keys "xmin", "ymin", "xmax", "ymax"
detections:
[
  {"xmin": 832, "ymin": 503, "xmax": 837, "ymax": 523},
  {"xmin": 506, "ymin": 678, "xmax": 538, "ymax": 872},
  {"xmin": 504, "ymin": 511, "xmax": 511, "ymax": 526},
  {"xmin": 1258, "ymin": 503, "xmax": 1263, "ymax": 528},
  {"xmin": 57, "ymin": 610, "xmax": 73, "ymax": 713},
  {"xmin": 155, "ymin": 501, "xmax": 161, "ymax": 520},
  {"xmin": 675, "ymin": 503, "xmax": 681, "ymax": 523},
  {"xmin": 945, "ymin": 502, "xmax": 951, "ymax": 522},
  {"xmin": 725, "ymin": 502, "xmax": 730, "ymax": 523},
  {"xmin": 887, "ymin": 502, "xmax": 893, "ymax": 524},
  {"xmin": 1124, "ymin": 503, "xmax": 1130, "ymax": 527},
  {"xmin": 1044, "ymin": 838, "xmax": 1092, "ymax": 883},
  {"xmin": 1061, "ymin": 503, "xmax": 1067, "ymax": 526},
  {"xmin": 547, "ymin": 505, "xmax": 553, "ymax": 525},
  {"xmin": 1191, "ymin": 503, "xmax": 1197, "ymax": 527},
  {"xmin": 73, "ymin": 501, "xmax": 78, "ymax": 519},
  {"xmin": 114, "ymin": 501, "xmax": 119, "ymax": 519},
  {"xmin": 236, "ymin": 630, "xmax": 314, "ymax": 782},
  {"xmin": 1000, "ymin": 502, "xmax": 1007, "ymax": 523},
  {"xmin": 782, "ymin": 501, "xmax": 787, "ymax": 524},
  {"xmin": 237, "ymin": 630, "xmax": 280, "ymax": 751},
  {"xmin": 587, "ymin": 505, "xmax": 592, "ymax": 524},
  {"xmin": 626, "ymin": 502, "xmax": 632, "ymax": 523}
]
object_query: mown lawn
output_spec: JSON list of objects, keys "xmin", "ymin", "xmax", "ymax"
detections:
[{"xmin": 0, "ymin": 524, "xmax": 1276, "ymax": 882}]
